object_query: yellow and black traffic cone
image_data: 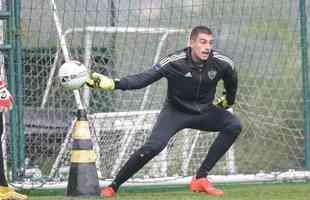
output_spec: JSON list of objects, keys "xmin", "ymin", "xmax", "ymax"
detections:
[{"xmin": 67, "ymin": 109, "xmax": 100, "ymax": 196}]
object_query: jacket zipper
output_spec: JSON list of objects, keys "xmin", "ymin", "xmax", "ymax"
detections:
[{"xmin": 195, "ymin": 68, "xmax": 203, "ymax": 112}]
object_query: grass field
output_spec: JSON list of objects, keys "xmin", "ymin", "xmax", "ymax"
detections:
[{"xmin": 21, "ymin": 182, "xmax": 310, "ymax": 200}]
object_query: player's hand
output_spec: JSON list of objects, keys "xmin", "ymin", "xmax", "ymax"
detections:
[
  {"xmin": 216, "ymin": 96, "xmax": 232, "ymax": 109},
  {"xmin": 0, "ymin": 80, "xmax": 14, "ymax": 112},
  {"xmin": 86, "ymin": 72, "xmax": 115, "ymax": 91}
]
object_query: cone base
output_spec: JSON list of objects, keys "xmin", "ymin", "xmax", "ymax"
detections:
[{"xmin": 66, "ymin": 163, "xmax": 100, "ymax": 196}]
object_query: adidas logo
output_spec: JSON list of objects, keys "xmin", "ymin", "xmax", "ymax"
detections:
[{"xmin": 184, "ymin": 72, "xmax": 192, "ymax": 77}]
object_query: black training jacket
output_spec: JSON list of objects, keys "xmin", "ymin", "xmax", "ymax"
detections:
[{"xmin": 115, "ymin": 47, "xmax": 238, "ymax": 114}]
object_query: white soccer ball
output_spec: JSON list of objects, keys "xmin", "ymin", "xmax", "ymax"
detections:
[{"xmin": 58, "ymin": 60, "xmax": 89, "ymax": 90}]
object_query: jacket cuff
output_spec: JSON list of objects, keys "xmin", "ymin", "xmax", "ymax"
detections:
[
  {"xmin": 113, "ymin": 79, "xmax": 121, "ymax": 89},
  {"xmin": 226, "ymin": 94, "xmax": 235, "ymax": 105}
]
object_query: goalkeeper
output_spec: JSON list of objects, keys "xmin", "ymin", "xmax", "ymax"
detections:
[
  {"xmin": 87, "ymin": 26, "xmax": 241, "ymax": 198},
  {"xmin": 0, "ymin": 79, "xmax": 28, "ymax": 200}
]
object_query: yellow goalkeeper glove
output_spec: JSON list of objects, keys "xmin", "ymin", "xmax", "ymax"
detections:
[
  {"xmin": 216, "ymin": 96, "xmax": 232, "ymax": 109},
  {"xmin": 86, "ymin": 72, "xmax": 115, "ymax": 91},
  {"xmin": 0, "ymin": 186, "xmax": 28, "ymax": 200}
]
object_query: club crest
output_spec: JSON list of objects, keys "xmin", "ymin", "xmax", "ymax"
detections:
[{"xmin": 208, "ymin": 70, "xmax": 217, "ymax": 80}]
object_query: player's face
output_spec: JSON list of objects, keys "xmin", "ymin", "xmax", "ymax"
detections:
[{"xmin": 190, "ymin": 33, "xmax": 214, "ymax": 62}]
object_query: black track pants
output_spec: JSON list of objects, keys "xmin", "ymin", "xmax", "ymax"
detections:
[{"xmin": 111, "ymin": 104, "xmax": 241, "ymax": 190}]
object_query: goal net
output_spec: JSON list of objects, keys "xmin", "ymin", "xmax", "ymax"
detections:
[{"xmin": 5, "ymin": 0, "xmax": 309, "ymax": 188}]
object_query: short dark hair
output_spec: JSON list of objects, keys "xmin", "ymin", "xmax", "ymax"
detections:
[{"xmin": 190, "ymin": 26, "xmax": 213, "ymax": 40}]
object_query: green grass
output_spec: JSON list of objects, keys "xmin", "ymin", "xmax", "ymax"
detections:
[{"xmin": 21, "ymin": 182, "xmax": 310, "ymax": 200}]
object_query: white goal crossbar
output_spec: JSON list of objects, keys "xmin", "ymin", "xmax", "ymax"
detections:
[{"xmin": 40, "ymin": 26, "xmax": 186, "ymax": 108}]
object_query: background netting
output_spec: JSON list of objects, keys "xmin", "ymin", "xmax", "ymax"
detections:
[{"xmin": 2, "ymin": 0, "xmax": 310, "ymax": 186}]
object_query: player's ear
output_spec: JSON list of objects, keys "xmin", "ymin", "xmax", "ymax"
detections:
[{"xmin": 189, "ymin": 39, "xmax": 195, "ymax": 47}]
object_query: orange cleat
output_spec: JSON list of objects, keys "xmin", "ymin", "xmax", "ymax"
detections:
[
  {"xmin": 100, "ymin": 186, "xmax": 116, "ymax": 198},
  {"xmin": 190, "ymin": 177, "xmax": 224, "ymax": 196}
]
